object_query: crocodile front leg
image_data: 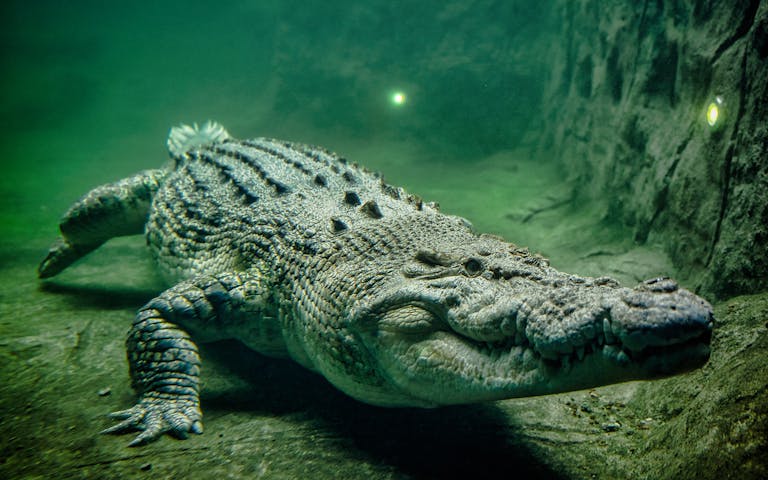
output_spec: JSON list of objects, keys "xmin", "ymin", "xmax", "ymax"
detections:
[{"xmin": 103, "ymin": 271, "xmax": 273, "ymax": 446}]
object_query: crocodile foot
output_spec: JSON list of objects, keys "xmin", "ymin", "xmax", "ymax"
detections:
[{"xmin": 101, "ymin": 394, "xmax": 203, "ymax": 447}]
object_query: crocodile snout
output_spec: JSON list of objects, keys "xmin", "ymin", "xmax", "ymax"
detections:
[{"xmin": 608, "ymin": 280, "xmax": 714, "ymax": 354}]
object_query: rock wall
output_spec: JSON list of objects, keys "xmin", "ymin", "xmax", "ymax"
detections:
[
  {"xmin": 537, "ymin": 0, "xmax": 768, "ymax": 299},
  {"xmin": 263, "ymin": 0, "xmax": 767, "ymax": 299}
]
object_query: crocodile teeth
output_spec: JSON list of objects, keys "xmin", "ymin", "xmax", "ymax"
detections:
[
  {"xmin": 616, "ymin": 349, "xmax": 631, "ymax": 366},
  {"xmin": 602, "ymin": 344, "xmax": 632, "ymax": 366},
  {"xmin": 603, "ymin": 317, "xmax": 617, "ymax": 344},
  {"xmin": 576, "ymin": 346, "xmax": 585, "ymax": 361},
  {"xmin": 603, "ymin": 344, "xmax": 619, "ymax": 359}
]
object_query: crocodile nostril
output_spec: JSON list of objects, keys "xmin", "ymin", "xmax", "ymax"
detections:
[
  {"xmin": 463, "ymin": 258, "xmax": 483, "ymax": 276},
  {"xmin": 645, "ymin": 276, "xmax": 670, "ymax": 284},
  {"xmin": 642, "ymin": 277, "xmax": 678, "ymax": 292}
]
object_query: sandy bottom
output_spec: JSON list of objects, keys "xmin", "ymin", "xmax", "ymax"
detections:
[
  {"xmin": 0, "ymin": 3, "xmax": 717, "ymax": 475},
  {"xmin": 0, "ymin": 122, "xmax": 687, "ymax": 478}
]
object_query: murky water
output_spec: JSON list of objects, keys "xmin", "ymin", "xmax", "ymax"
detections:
[{"xmin": 2, "ymin": 2, "xmax": 725, "ymax": 478}]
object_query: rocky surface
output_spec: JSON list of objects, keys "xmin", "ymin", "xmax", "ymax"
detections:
[
  {"xmin": 1, "ymin": 237, "xmax": 766, "ymax": 479},
  {"xmin": 265, "ymin": 0, "xmax": 768, "ymax": 300},
  {"xmin": 536, "ymin": 0, "xmax": 768, "ymax": 300}
]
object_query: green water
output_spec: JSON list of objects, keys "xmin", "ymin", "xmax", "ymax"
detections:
[{"xmin": 1, "ymin": 2, "xmax": 685, "ymax": 478}]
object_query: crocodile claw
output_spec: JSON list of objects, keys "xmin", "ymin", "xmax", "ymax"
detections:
[{"xmin": 101, "ymin": 395, "xmax": 203, "ymax": 447}]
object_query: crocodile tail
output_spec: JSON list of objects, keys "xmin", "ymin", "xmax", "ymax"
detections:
[{"xmin": 167, "ymin": 121, "xmax": 231, "ymax": 158}]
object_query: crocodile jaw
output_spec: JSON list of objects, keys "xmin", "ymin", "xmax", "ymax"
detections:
[
  {"xmin": 349, "ymin": 277, "xmax": 713, "ymax": 407},
  {"xmin": 367, "ymin": 319, "xmax": 711, "ymax": 406}
]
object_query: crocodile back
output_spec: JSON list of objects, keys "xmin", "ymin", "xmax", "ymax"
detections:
[{"xmin": 146, "ymin": 138, "xmax": 438, "ymax": 282}]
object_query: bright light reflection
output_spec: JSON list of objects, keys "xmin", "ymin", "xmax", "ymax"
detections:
[
  {"xmin": 706, "ymin": 95, "xmax": 723, "ymax": 128},
  {"xmin": 391, "ymin": 91, "xmax": 406, "ymax": 106},
  {"xmin": 707, "ymin": 103, "xmax": 719, "ymax": 127}
]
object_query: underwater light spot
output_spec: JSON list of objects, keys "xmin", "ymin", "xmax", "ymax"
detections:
[
  {"xmin": 391, "ymin": 91, "xmax": 406, "ymax": 106},
  {"xmin": 706, "ymin": 95, "xmax": 724, "ymax": 129},
  {"xmin": 707, "ymin": 103, "xmax": 719, "ymax": 126}
]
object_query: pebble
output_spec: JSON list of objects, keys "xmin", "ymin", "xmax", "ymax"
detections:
[
  {"xmin": 638, "ymin": 417, "xmax": 654, "ymax": 430},
  {"xmin": 601, "ymin": 422, "xmax": 621, "ymax": 432}
]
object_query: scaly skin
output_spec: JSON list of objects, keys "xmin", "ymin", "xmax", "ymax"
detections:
[{"xmin": 38, "ymin": 121, "xmax": 713, "ymax": 446}]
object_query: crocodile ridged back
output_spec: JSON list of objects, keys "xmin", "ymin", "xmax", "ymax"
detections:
[{"xmin": 146, "ymin": 138, "xmax": 439, "ymax": 281}]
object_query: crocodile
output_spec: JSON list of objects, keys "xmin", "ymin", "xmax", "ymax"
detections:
[{"xmin": 38, "ymin": 121, "xmax": 714, "ymax": 446}]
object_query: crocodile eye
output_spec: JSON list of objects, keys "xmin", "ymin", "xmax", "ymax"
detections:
[{"xmin": 463, "ymin": 258, "xmax": 483, "ymax": 276}]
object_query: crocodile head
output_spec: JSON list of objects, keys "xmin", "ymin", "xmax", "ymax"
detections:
[{"xmin": 343, "ymin": 231, "xmax": 713, "ymax": 407}]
